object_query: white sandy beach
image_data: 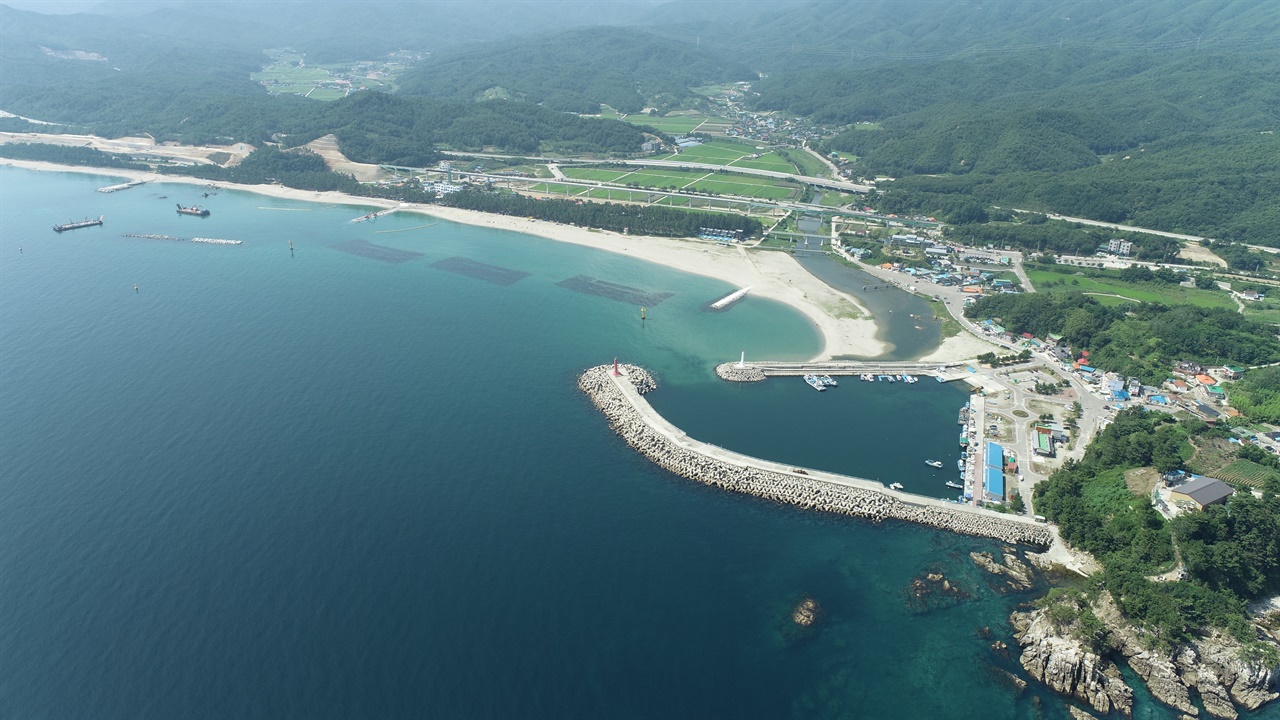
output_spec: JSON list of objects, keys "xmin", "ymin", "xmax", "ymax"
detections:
[{"xmin": 2, "ymin": 156, "xmax": 987, "ymax": 363}]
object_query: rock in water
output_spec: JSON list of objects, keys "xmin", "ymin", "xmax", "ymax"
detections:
[
  {"xmin": 1067, "ymin": 706, "xmax": 1100, "ymax": 720},
  {"xmin": 970, "ymin": 550, "xmax": 1034, "ymax": 592},
  {"xmin": 792, "ymin": 597, "xmax": 820, "ymax": 627}
]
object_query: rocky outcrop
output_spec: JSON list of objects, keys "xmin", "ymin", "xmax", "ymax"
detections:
[
  {"xmin": 580, "ymin": 365, "xmax": 1054, "ymax": 547},
  {"xmin": 1184, "ymin": 632, "xmax": 1280, "ymax": 714},
  {"xmin": 1016, "ymin": 592, "xmax": 1280, "ymax": 719},
  {"xmin": 1120, "ymin": 646, "xmax": 1198, "ymax": 716},
  {"xmin": 971, "ymin": 549, "xmax": 1035, "ymax": 591},
  {"xmin": 1012, "ymin": 609, "xmax": 1134, "ymax": 717}
]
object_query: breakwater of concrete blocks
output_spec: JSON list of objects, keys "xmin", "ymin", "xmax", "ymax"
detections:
[
  {"xmin": 580, "ymin": 364, "xmax": 1052, "ymax": 548},
  {"xmin": 714, "ymin": 364, "xmax": 767, "ymax": 382}
]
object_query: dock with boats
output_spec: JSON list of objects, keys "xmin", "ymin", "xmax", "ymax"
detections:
[
  {"xmin": 580, "ymin": 363, "xmax": 1052, "ymax": 547},
  {"xmin": 716, "ymin": 359, "xmax": 968, "ymax": 383}
]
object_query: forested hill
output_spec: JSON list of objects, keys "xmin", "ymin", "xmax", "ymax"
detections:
[
  {"xmin": 668, "ymin": 0, "xmax": 1280, "ymax": 69},
  {"xmin": 395, "ymin": 27, "xmax": 754, "ymax": 114}
]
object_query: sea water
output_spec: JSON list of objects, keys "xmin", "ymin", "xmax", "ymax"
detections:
[{"xmin": 3, "ymin": 167, "xmax": 1273, "ymax": 719}]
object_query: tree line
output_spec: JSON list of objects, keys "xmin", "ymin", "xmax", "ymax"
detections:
[
  {"xmin": 1034, "ymin": 409, "xmax": 1280, "ymax": 651},
  {"xmin": 439, "ymin": 190, "xmax": 762, "ymax": 238},
  {"xmin": 966, "ymin": 292, "xmax": 1280, "ymax": 383}
]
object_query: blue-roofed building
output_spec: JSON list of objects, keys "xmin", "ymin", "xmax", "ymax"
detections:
[
  {"xmin": 984, "ymin": 466, "xmax": 1005, "ymax": 502},
  {"xmin": 985, "ymin": 441, "xmax": 1004, "ymax": 470},
  {"xmin": 1113, "ymin": 390, "xmax": 1131, "ymax": 401}
]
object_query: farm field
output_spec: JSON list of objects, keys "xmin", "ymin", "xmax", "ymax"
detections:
[
  {"xmin": 1026, "ymin": 269, "xmax": 1235, "ymax": 309},
  {"xmin": 728, "ymin": 154, "xmax": 796, "ymax": 173},
  {"xmin": 561, "ymin": 166, "xmax": 801, "ymax": 200},
  {"xmin": 782, "ymin": 149, "xmax": 829, "ymax": 177},
  {"xmin": 1214, "ymin": 459, "xmax": 1278, "ymax": 488},
  {"xmin": 660, "ymin": 140, "xmax": 769, "ymax": 165},
  {"xmin": 253, "ymin": 50, "xmax": 406, "ymax": 99},
  {"xmin": 599, "ymin": 108, "xmax": 710, "ymax": 134}
]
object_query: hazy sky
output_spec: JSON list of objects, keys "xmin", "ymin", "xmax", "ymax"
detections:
[{"xmin": 4, "ymin": 0, "xmax": 103, "ymax": 12}]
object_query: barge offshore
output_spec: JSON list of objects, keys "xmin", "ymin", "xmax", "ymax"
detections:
[
  {"xmin": 177, "ymin": 204, "xmax": 210, "ymax": 217},
  {"xmin": 52, "ymin": 216, "xmax": 103, "ymax": 233}
]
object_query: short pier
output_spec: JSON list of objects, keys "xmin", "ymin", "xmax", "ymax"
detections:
[
  {"xmin": 350, "ymin": 205, "xmax": 404, "ymax": 223},
  {"xmin": 710, "ymin": 286, "xmax": 751, "ymax": 310},
  {"xmin": 580, "ymin": 364, "xmax": 1052, "ymax": 547},
  {"xmin": 97, "ymin": 179, "xmax": 147, "ymax": 193}
]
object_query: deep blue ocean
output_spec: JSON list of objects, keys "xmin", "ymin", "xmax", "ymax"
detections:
[{"xmin": 2, "ymin": 167, "xmax": 1273, "ymax": 719}]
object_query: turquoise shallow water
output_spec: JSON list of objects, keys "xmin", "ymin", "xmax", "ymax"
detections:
[{"xmin": 2, "ymin": 167, "xmax": 1274, "ymax": 719}]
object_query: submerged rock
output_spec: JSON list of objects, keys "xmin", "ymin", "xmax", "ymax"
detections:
[
  {"xmin": 1067, "ymin": 706, "xmax": 1099, "ymax": 720},
  {"xmin": 904, "ymin": 568, "xmax": 969, "ymax": 614}
]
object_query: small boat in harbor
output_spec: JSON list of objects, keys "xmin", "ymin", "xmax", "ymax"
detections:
[
  {"xmin": 804, "ymin": 374, "xmax": 826, "ymax": 392},
  {"xmin": 820, "ymin": 375, "xmax": 838, "ymax": 387},
  {"xmin": 889, "ymin": 482, "xmax": 904, "ymax": 490},
  {"xmin": 946, "ymin": 481, "xmax": 964, "ymax": 489},
  {"xmin": 957, "ymin": 459, "xmax": 965, "ymax": 471},
  {"xmin": 925, "ymin": 460, "xmax": 943, "ymax": 468}
]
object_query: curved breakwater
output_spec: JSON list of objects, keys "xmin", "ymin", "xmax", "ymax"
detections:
[{"xmin": 580, "ymin": 364, "xmax": 1052, "ymax": 547}]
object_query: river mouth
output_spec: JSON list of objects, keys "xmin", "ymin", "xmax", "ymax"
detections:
[{"xmin": 794, "ymin": 252, "xmax": 944, "ymax": 360}]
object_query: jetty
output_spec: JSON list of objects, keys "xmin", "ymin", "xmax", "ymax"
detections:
[
  {"xmin": 97, "ymin": 180, "xmax": 147, "ymax": 193},
  {"xmin": 52, "ymin": 216, "xmax": 104, "ymax": 233},
  {"xmin": 710, "ymin": 286, "xmax": 751, "ymax": 310},
  {"xmin": 580, "ymin": 363, "xmax": 1052, "ymax": 547},
  {"xmin": 715, "ymin": 359, "xmax": 970, "ymax": 383},
  {"xmin": 350, "ymin": 205, "xmax": 404, "ymax": 223}
]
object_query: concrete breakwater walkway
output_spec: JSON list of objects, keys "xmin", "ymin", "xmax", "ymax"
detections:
[
  {"xmin": 715, "ymin": 360, "xmax": 967, "ymax": 383},
  {"xmin": 580, "ymin": 364, "xmax": 1052, "ymax": 547}
]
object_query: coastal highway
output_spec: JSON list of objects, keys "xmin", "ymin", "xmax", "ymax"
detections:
[{"xmin": 448, "ymin": 169, "xmax": 863, "ymax": 220}]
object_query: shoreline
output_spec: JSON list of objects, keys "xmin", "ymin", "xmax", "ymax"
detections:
[{"xmin": 4, "ymin": 158, "xmax": 978, "ymax": 363}]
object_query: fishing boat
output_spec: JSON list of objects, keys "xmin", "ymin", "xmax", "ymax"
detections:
[
  {"xmin": 946, "ymin": 481, "xmax": 964, "ymax": 489},
  {"xmin": 803, "ymin": 374, "xmax": 826, "ymax": 392},
  {"xmin": 957, "ymin": 459, "xmax": 965, "ymax": 471},
  {"xmin": 176, "ymin": 204, "xmax": 210, "ymax": 217},
  {"xmin": 820, "ymin": 375, "xmax": 838, "ymax": 387},
  {"xmin": 925, "ymin": 459, "xmax": 943, "ymax": 468},
  {"xmin": 889, "ymin": 482, "xmax": 904, "ymax": 490}
]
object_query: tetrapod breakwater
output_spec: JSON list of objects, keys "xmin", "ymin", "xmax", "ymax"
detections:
[{"xmin": 579, "ymin": 364, "xmax": 1052, "ymax": 547}]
